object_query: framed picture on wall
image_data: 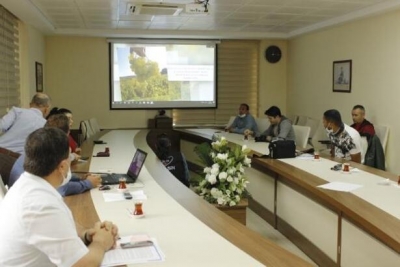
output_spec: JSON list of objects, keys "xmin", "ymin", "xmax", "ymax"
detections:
[
  {"xmin": 35, "ymin": 62, "xmax": 43, "ymax": 92},
  {"xmin": 332, "ymin": 60, "xmax": 352, "ymax": 93}
]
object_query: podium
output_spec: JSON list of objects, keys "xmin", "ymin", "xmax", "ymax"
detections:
[{"xmin": 148, "ymin": 117, "xmax": 172, "ymax": 129}]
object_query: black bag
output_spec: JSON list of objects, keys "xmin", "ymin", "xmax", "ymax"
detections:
[
  {"xmin": 268, "ymin": 140, "xmax": 296, "ymax": 159},
  {"xmin": 254, "ymin": 135, "xmax": 267, "ymax": 142}
]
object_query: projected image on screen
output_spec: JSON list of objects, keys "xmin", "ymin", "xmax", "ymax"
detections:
[{"xmin": 110, "ymin": 40, "xmax": 217, "ymax": 109}]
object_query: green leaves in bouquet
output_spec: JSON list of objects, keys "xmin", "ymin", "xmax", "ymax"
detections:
[{"xmin": 194, "ymin": 142, "xmax": 214, "ymax": 167}]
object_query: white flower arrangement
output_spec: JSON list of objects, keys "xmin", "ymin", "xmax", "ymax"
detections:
[{"xmin": 195, "ymin": 136, "xmax": 252, "ymax": 206}]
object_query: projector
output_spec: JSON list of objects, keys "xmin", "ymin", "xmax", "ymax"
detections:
[{"xmin": 185, "ymin": 3, "xmax": 208, "ymax": 14}]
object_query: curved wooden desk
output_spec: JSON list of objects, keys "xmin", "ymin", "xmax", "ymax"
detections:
[
  {"xmin": 178, "ymin": 128, "xmax": 400, "ymax": 267},
  {"xmin": 67, "ymin": 130, "xmax": 312, "ymax": 267}
]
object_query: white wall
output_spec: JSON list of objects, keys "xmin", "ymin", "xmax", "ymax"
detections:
[
  {"xmin": 19, "ymin": 22, "xmax": 45, "ymax": 107},
  {"xmin": 287, "ymin": 9, "xmax": 400, "ymax": 173}
]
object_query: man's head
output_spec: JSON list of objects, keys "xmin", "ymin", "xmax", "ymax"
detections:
[
  {"xmin": 46, "ymin": 113, "xmax": 70, "ymax": 134},
  {"xmin": 30, "ymin": 93, "xmax": 51, "ymax": 117},
  {"xmin": 264, "ymin": 106, "xmax": 281, "ymax": 125},
  {"xmin": 323, "ymin": 109, "xmax": 343, "ymax": 131},
  {"xmin": 156, "ymin": 133, "xmax": 171, "ymax": 149},
  {"xmin": 351, "ymin": 105, "xmax": 366, "ymax": 124},
  {"xmin": 24, "ymin": 127, "xmax": 70, "ymax": 179},
  {"xmin": 238, "ymin": 103, "xmax": 249, "ymax": 116},
  {"xmin": 47, "ymin": 107, "xmax": 74, "ymax": 128}
]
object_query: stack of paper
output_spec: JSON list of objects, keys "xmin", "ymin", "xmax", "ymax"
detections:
[{"xmin": 101, "ymin": 235, "xmax": 165, "ymax": 266}]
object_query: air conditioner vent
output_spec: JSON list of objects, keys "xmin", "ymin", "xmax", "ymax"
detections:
[{"xmin": 127, "ymin": 3, "xmax": 183, "ymax": 16}]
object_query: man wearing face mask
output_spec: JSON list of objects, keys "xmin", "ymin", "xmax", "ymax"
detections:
[
  {"xmin": 7, "ymin": 114, "xmax": 102, "ymax": 195},
  {"xmin": 323, "ymin": 109, "xmax": 362, "ymax": 163},
  {"xmin": 225, "ymin": 103, "xmax": 258, "ymax": 135},
  {"xmin": 0, "ymin": 127, "xmax": 119, "ymax": 266}
]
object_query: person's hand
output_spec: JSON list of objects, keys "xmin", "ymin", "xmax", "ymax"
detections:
[
  {"xmin": 71, "ymin": 153, "xmax": 81, "ymax": 161},
  {"xmin": 87, "ymin": 174, "xmax": 102, "ymax": 188},
  {"xmin": 100, "ymin": 221, "xmax": 119, "ymax": 249},
  {"xmin": 244, "ymin": 129, "xmax": 253, "ymax": 136},
  {"xmin": 89, "ymin": 222, "xmax": 115, "ymax": 252},
  {"xmin": 266, "ymin": 136, "xmax": 272, "ymax": 142},
  {"xmin": 75, "ymin": 148, "xmax": 82, "ymax": 154}
]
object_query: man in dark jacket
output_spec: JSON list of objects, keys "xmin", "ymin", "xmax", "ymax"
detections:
[{"xmin": 351, "ymin": 105, "xmax": 375, "ymax": 140}]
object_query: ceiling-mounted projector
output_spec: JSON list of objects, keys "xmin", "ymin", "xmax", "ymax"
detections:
[
  {"xmin": 185, "ymin": 3, "xmax": 208, "ymax": 14},
  {"xmin": 126, "ymin": 3, "xmax": 183, "ymax": 16}
]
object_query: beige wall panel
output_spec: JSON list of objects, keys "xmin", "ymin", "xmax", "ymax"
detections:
[
  {"xmin": 246, "ymin": 167, "xmax": 275, "ymax": 212},
  {"xmin": 341, "ymin": 219, "xmax": 400, "ymax": 267},
  {"xmin": 277, "ymin": 183, "xmax": 337, "ymax": 260}
]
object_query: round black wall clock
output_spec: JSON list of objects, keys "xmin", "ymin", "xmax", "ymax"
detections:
[{"xmin": 265, "ymin": 45, "xmax": 282, "ymax": 63}]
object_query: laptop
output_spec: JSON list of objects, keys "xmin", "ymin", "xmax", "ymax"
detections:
[{"xmin": 101, "ymin": 148, "xmax": 148, "ymax": 185}]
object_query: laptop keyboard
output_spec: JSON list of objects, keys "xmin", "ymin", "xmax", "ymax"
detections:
[{"xmin": 101, "ymin": 173, "xmax": 132, "ymax": 184}]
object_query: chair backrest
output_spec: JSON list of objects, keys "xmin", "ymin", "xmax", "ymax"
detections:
[
  {"xmin": 305, "ymin": 117, "xmax": 320, "ymax": 139},
  {"xmin": 89, "ymin": 118, "xmax": 101, "ymax": 134},
  {"xmin": 0, "ymin": 175, "xmax": 7, "ymax": 203},
  {"xmin": 360, "ymin": 136, "xmax": 368, "ymax": 163},
  {"xmin": 296, "ymin": 115, "xmax": 308, "ymax": 126},
  {"xmin": 290, "ymin": 115, "xmax": 299, "ymax": 125},
  {"xmin": 374, "ymin": 125, "xmax": 389, "ymax": 154},
  {"xmin": 255, "ymin": 118, "xmax": 270, "ymax": 134},
  {"xmin": 79, "ymin": 120, "xmax": 94, "ymax": 141},
  {"xmin": 226, "ymin": 116, "xmax": 236, "ymax": 128},
  {"xmin": 293, "ymin": 125, "xmax": 311, "ymax": 149}
]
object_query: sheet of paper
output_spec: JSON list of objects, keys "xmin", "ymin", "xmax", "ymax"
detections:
[
  {"xmin": 296, "ymin": 154, "xmax": 314, "ymax": 160},
  {"xmin": 102, "ymin": 192, "xmax": 125, "ymax": 202},
  {"xmin": 101, "ymin": 236, "xmax": 165, "ymax": 267},
  {"xmin": 317, "ymin": 182, "xmax": 363, "ymax": 192},
  {"xmin": 102, "ymin": 190, "xmax": 147, "ymax": 202}
]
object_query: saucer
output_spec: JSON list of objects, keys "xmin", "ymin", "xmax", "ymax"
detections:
[
  {"xmin": 312, "ymin": 159, "xmax": 321, "ymax": 162},
  {"xmin": 340, "ymin": 171, "xmax": 351, "ymax": 174},
  {"xmin": 133, "ymin": 214, "xmax": 145, "ymax": 219},
  {"xmin": 117, "ymin": 188, "xmax": 128, "ymax": 192},
  {"xmin": 377, "ymin": 179, "xmax": 391, "ymax": 185}
]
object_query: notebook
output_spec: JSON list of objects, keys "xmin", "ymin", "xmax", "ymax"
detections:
[{"xmin": 101, "ymin": 148, "xmax": 148, "ymax": 185}]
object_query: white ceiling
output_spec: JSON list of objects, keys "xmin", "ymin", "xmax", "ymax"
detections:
[{"xmin": 1, "ymin": 0, "xmax": 400, "ymax": 39}]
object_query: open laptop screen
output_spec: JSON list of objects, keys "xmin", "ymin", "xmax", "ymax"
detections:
[{"xmin": 127, "ymin": 148, "xmax": 148, "ymax": 181}]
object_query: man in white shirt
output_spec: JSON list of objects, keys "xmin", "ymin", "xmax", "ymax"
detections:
[
  {"xmin": 0, "ymin": 93, "xmax": 51, "ymax": 186},
  {"xmin": 322, "ymin": 109, "xmax": 362, "ymax": 163},
  {"xmin": 0, "ymin": 127, "xmax": 118, "ymax": 266}
]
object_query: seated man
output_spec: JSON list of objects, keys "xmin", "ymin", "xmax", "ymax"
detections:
[
  {"xmin": 257, "ymin": 106, "xmax": 295, "ymax": 142},
  {"xmin": 0, "ymin": 127, "xmax": 118, "ymax": 266},
  {"xmin": 8, "ymin": 114, "xmax": 102, "ymax": 196},
  {"xmin": 226, "ymin": 103, "xmax": 258, "ymax": 135},
  {"xmin": 323, "ymin": 109, "xmax": 362, "ymax": 163},
  {"xmin": 350, "ymin": 104, "xmax": 375, "ymax": 140}
]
